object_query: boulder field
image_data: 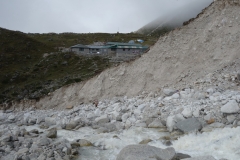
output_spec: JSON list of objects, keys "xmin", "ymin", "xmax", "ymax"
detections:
[{"xmin": 1, "ymin": 0, "xmax": 240, "ymax": 160}]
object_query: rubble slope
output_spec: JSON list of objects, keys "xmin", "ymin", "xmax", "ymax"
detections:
[{"xmin": 17, "ymin": 0, "xmax": 240, "ymax": 109}]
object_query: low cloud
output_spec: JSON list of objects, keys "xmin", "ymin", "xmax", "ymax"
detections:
[{"xmin": 0, "ymin": 0, "xmax": 213, "ymax": 33}]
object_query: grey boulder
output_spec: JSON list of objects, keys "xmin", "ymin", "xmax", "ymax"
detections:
[
  {"xmin": 116, "ymin": 145, "xmax": 175, "ymax": 160},
  {"xmin": 46, "ymin": 128, "xmax": 57, "ymax": 138},
  {"xmin": 65, "ymin": 120, "xmax": 78, "ymax": 130},
  {"xmin": 44, "ymin": 117, "xmax": 56, "ymax": 126},
  {"xmin": 221, "ymin": 100, "xmax": 239, "ymax": 114},
  {"xmin": 176, "ymin": 118, "xmax": 202, "ymax": 133},
  {"xmin": 163, "ymin": 88, "xmax": 176, "ymax": 96}
]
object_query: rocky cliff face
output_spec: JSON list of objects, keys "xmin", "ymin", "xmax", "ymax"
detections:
[{"xmin": 10, "ymin": 0, "xmax": 240, "ymax": 110}]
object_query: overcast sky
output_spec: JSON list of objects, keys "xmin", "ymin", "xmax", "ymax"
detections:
[{"xmin": 0, "ymin": 0, "xmax": 213, "ymax": 33}]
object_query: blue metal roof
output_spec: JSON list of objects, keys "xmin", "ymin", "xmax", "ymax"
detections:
[
  {"xmin": 116, "ymin": 46, "xmax": 149, "ymax": 49},
  {"xmin": 71, "ymin": 42, "xmax": 148, "ymax": 49},
  {"xmin": 106, "ymin": 42, "xmax": 142, "ymax": 46},
  {"xmin": 86, "ymin": 45, "xmax": 115, "ymax": 49}
]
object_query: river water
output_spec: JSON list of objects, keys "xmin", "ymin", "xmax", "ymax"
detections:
[{"xmin": 54, "ymin": 126, "xmax": 240, "ymax": 160}]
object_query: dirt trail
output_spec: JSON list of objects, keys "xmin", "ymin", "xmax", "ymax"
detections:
[{"xmin": 13, "ymin": 0, "xmax": 240, "ymax": 110}]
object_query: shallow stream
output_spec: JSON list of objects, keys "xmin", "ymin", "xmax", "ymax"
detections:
[{"xmin": 53, "ymin": 126, "xmax": 240, "ymax": 160}]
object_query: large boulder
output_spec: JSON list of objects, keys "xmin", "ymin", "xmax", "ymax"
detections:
[
  {"xmin": 221, "ymin": 100, "xmax": 239, "ymax": 114},
  {"xmin": 46, "ymin": 128, "xmax": 57, "ymax": 138},
  {"xmin": 116, "ymin": 145, "xmax": 175, "ymax": 160},
  {"xmin": 182, "ymin": 108, "xmax": 193, "ymax": 118},
  {"xmin": 163, "ymin": 88, "xmax": 176, "ymax": 96},
  {"xmin": 148, "ymin": 119, "xmax": 165, "ymax": 128},
  {"xmin": 95, "ymin": 115, "xmax": 109, "ymax": 124},
  {"xmin": 45, "ymin": 117, "xmax": 56, "ymax": 126},
  {"xmin": 76, "ymin": 139, "xmax": 93, "ymax": 147},
  {"xmin": 175, "ymin": 118, "xmax": 202, "ymax": 133},
  {"xmin": 166, "ymin": 116, "xmax": 175, "ymax": 132},
  {"xmin": 65, "ymin": 120, "xmax": 78, "ymax": 130}
]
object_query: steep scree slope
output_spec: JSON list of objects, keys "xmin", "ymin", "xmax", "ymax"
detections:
[{"xmin": 16, "ymin": 0, "xmax": 240, "ymax": 109}]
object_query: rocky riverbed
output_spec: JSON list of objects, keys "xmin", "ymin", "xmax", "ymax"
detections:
[
  {"xmin": 1, "ymin": 1, "xmax": 240, "ymax": 159},
  {"xmin": 1, "ymin": 75, "xmax": 240, "ymax": 160}
]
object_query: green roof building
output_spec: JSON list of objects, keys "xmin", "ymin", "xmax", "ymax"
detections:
[{"xmin": 70, "ymin": 42, "xmax": 149, "ymax": 56}]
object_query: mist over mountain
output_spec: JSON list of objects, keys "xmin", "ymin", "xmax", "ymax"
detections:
[{"xmin": 137, "ymin": 0, "xmax": 213, "ymax": 35}]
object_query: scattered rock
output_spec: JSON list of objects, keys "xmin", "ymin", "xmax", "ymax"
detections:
[
  {"xmin": 46, "ymin": 128, "xmax": 57, "ymax": 138},
  {"xmin": 65, "ymin": 121, "xmax": 78, "ymax": 130},
  {"xmin": 148, "ymin": 119, "xmax": 165, "ymax": 128},
  {"xmin": 175, "ymin": 153, "xmax": 191, "ymax": 159},
  {"xmin": 116, "ymin": 145, "xmax": 175, "ymax": 160},
  {"xmin": 176, "ymin": 118, "xmax": 202, "ymax": 133},
  {"xmin": 95, "ymin": 115, "xmax": 109, "ymax": 124},
  {"xmin": 163, "ymin": 88, "xmax": 176, "ymax": 96},
  {"xmin": 182, "ymin": 108, "xmax": 193, "ymax": 118},
  {"xmin": 8, "ymin": 115, "xmax": 16, "ymax": 121},
  {"xmin": 45, "ymin": 117, "xmax": 56, "ymax": 126},
  {"xmin": 139, "ymin": 139, "xmax": 152, "ymax": 144},
  {"xmin": 221, "ymin": 100, "xmax": 239, "ymax": 114},
  {"xmin": 66, "ymin": 105, "xmax": 73, "ymax": 109},
  {"xmin": 76, "ymin": 139, "xmax": 93, "ymax": 147},
  {"xmin": 166, "ymin": 116, "xmax": 175, "ymax": 132}
]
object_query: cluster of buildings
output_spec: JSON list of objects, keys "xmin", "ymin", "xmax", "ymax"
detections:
[{"xmin": 70, "ymin": 42, "xmax": 149, "ymax": 57}]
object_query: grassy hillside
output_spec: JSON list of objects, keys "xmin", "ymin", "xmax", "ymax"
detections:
[
  {"xmin": 0, "ymin": 28, "xmax": 159, "ymax": 104},
  {"xmin": 0, "ymin": 28, "xmax": 110, "ymax": 103}
]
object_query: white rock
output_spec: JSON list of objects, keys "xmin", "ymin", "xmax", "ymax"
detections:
[
  {"xmin": 180, "ymin": 91, "xmax": 192, "ymax": 99},
  {"xmin": 209, "ymin": 122, "xmax": 225, "ymax": 128},
  {"xmin": 128, "ymin": 116, "xmax": 137, "ymax": 123},
  {"xmin": 206, "ymin": 88, "xmax": 214, "ymax": 95},
  {"xmin": 125, "ymin": 119, "xmax": 132, "ymax": 129},
  {"xmin": 135, "ymin": 122, "xmax": 147, "ymax": 127},
  {"xmin": 45, "ymin": 117, "xmax": 56, "ymax": 126},
  {"xmin": 227, "ymin": 115, "xmax": 236, "ymax": 123},
  {"xmin": 122, "ymin": 113, "xmax": 130, "ymax": 123},
  {"xmin": 111, "ymin": 111, "xmax": 121, "ymax": 120},
  {"xmin": 193, "ymin": 92, "xmax": 205, "ymax": 100},
  {"xmin": 163, "ymin": 97, "xmax": 172, "ymax": 101},
  {"xmin": 182, "ymin": 108, "xmax": 193, "ymax": 118},
  {"xmin": 236, "ymin": 95, "xmax": 240, "ymax": 103},
  {"xmin": 94, "ymin": 108, "xmax": 102, "ymax": 117},
  {"xmin": 221, "ymin": 100, "xmax": 240, "ymax": 113},
  {"xmin": 134, "ymin": 109, "xmax": 141, "ymax": 117},
  {"xmin": 95, "ymin": 115, "xmax": 109, "ymax": 124},
  {"xmin": 174, "ymin": 114, "xmax": 186, "ymax": 122},
  {"xmin": 138, "ymin": 104, "xmax": 147, "ymax": 111},
  {"xmin": 166, "ymin": 116, "xmax": 175, "ymax": 132},
  {"xmin": 148, "ymin": 119, "xmax": 165, "ymax": 128},
  {"xmin": 23, "ymin": 113, "xmax": 31, "ymax": 123},
  {"xmin": 87, "ymin": 113, "xmax": 96, "ymax": 119},
  {"xmin": 8, "ymin": 115, "xmax": 15, "ymax": 121},
  {"xmin": 171, "ymin": 93, "xmax": 179, "ymax": 99},
  {"xmin": 163, "ymin": 88, "xmax": 176, "ymax": 96},
  {"xmin": 204, "ymin": 114, "xmax": 213, "ymax": 121},
  {"xmin": 193, "ymin": 109, "xmax": 200, "ymax": 117}
]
